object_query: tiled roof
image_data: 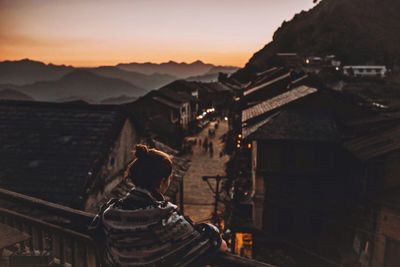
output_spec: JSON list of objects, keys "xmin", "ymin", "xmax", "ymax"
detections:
[
  {"xmin": 158, "ymin": 88, "xmax": 191, "ymax": 104},
  {"xmin": 160, "ymin": 80, "xmax": 203, "ymax": 93},
  {"xmin": 255, "ymin": 67, "xmax": 280, "ymax": 77},
  {"xmin": 344, "ymin": 125, "xmax": 400, "ymax": 161},
  {"xmin": 290, "ymin": 74, "xmax": 309, "ymax": 86},
  {"xmin": 244, "ymin": 72, "xmax": 290, "ymax": 96},
  {"xmin": 247, "ymin": 110, "xmax": 338, "ymax": 142},
  {"xmin": 152, "ymin": 96, "xmax": 181, "ymax": 109},
  {"xmin": 201, "ymin": 82, "xmax": 232, "ymax": 93},
  {"xmin": 0, "ymin": 100, "xmax": 128, "ymax": 207},
  {"xmin": 250, "ymin": 67, "xmax": 287, "ymax": 88},
  {"xmin": 242, "ymin": 85, "xmax": 318, "ymax": 122},
  {"xmin": 242, "ymin": 115, "xmax": 276, "ymax": 139}
]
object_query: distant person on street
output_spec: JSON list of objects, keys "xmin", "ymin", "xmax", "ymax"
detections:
[
  {"xmin": 89, "ymin": 144, "xmax": 227, "ymax": 266},
  {"xmin": 203, "ymin": 137, "xmax": 209, "ymax": 152},
  {"xmin": 209, "ymin": 141, "xmax": 214, "ymax": 157}
]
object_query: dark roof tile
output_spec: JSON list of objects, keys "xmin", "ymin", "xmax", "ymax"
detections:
[
  {"xmin": 247, "ymin": 110, "xmax": 339, "ymax": 142},
  {"xmin": 0, "ymin": 100, "xmax": 128, "ymax": 207}
]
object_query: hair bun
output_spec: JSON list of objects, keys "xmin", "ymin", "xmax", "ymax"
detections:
[{"xmin": 135, "ymin": 144, "xmax": 149, "ymax": 159}]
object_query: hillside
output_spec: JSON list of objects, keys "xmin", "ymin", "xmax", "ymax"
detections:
[
  {"xmin": 87, "ymin": 66, "xmax": 177, "ymax": 89},
  {"xmin": 101, "ymin": 95, "xmax": 138, "ymax": 105},
  {"xmin": 0, "ymin": 59, "xmax": 73, "ymax": 85},
  {"xmin": 186, "ymin": 66, "xmax": 239, "ymax": 82},
  {"xmin": 233, "ymin": 0, "xmax": 400, "ymax": 82},
  {"xmin": 16, "ymin": 70, "xmax": 146, "ymax": 103},
  {"xmin": 0, "ymin": 89, "xmax": 35, "ymax": 101},
  {"xmin": 117, "ymin": 60, "xmax": 238, "ymax": 78},
  {"xmin": 0, "ymin": 59, "xmax": 237, "ymax": 91},
  {"xmin": 0, "ymin": 59, "xmax": 175, "ymax": 90}
]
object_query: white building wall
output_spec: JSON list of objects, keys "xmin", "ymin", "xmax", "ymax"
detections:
[
  {"xmin": 180, "ymin": 102, "xmax": 191, "ymax": 129},
  {"xmin": 343, "ymin": 66, "xmax": 387, "ymax": 78}
]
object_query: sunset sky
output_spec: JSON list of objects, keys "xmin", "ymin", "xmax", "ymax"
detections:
[{"xmin": 0, "ymin": 0, "xmax": 315, "ymax": 67}]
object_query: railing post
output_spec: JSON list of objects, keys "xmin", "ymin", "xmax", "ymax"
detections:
[
  {"xmin": 28, "ymin": 225, "xmax": 34, "ymax": 251},
  {"xmin": 37, "ymin": 228, "xmax": 44, "ymax": 253},
  {"xmin": 51, "ymin": 233, "xmax": 57, "ymax": 261},
  {"xmin": 82, "ymin": 245, "xmax": 88, "ymax": 267},
  {"xmin": 59, "ymin": 236, "xmax": 65, "ymax": 266},
  {"xmin": 71, "ymin": 240, "xmax": 77, "ymax": 267}
]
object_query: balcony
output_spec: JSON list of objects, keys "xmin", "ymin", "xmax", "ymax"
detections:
[{"xmin": 0, "ymin": 188, "xmax": 275, "ymax": 267}]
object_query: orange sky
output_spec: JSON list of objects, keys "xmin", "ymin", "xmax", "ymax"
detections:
[{"xmin": 0, "ymin": 0, "xmax": 315, "ymax": 67}]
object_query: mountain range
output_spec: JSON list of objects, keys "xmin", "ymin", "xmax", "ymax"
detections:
[
  {"xmin": 233, "ymin": 0, "xmax": 400, "ymax": 82},
  {"xmin": 117, "ymin": 60, "xmax": 238, "ymax": 78},
  {"xmin": 0, "ymin": 59, "xmax": 238, "ymax": 103},
  {"xmin": 0, "ymin": 70, "xmax": 146, "ymax": 103}
]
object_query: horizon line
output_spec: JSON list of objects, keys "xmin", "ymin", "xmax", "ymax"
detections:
[{"xmin": 0, "ymin": 57, "xmax": 243, "ymax": 68}]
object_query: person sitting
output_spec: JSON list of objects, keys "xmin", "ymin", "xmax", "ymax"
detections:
[{"xmin": 89, "ymin": 144, "xmax": 227, "ymax": 266}]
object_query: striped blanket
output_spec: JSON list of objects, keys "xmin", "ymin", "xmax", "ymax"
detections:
[{"xmin": 89, "ymin": 187, "xmax": 221, "ymax": 267}]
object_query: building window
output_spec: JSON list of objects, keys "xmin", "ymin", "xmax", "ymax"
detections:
[
  {"xmin": 181, "ymin": 106, "xmax": 187, "ymax": 114},
  {"xmin": 234, "ymin": 232, "xmax": 253, "ymax": 258}
]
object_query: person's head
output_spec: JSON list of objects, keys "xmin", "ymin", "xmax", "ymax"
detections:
[{"xmin": 125, "ymin": 144, "xmax": 173, "ymax": 194}]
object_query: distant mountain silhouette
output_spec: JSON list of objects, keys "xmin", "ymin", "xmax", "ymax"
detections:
[
  {"xmin": 0, "ymin": 59, "xmax": 73, "ymax": 85},
  {"xmin": 0, "ymin": 89, "xmax": 35, "ymax": 101},
  {"xmin": 101, "ymin": 95, "xmax": 138, "ymax": 105},
  {"xmin": 87, "ymin": 66, "xmax": 177, "ymax": 90},
  {"xmin": 0, "ymin": 59, "xmax": 238, "ymax": 92},
  {"xmin": 233, "ymin": 0, "xmax": 400, "ymax": 82},
  {"xmin": 14, "ymin": 70, "xmax": 146, "ymax": 103},
  {"xmin": 117, "ymin": 60, "xmax": 238, "ymax": 78}
]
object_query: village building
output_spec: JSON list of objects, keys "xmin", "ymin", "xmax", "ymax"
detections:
[
  {"xmin": 127, "ymin": 87, "xmax": 194, "ymax": 148},
  {"xmin": 343, "ymin": 120, "xmax": 400, "ymax": 267},
  {"xmin": 343, "ymin": 66, "xmax": 387, "ymax": 78},
  {"xmin": 0, "ymin": 100, "xmax": 138, "ymax": 211},
  {"xmin": 0, "ymin": 100, "xmax": 194, "ymax": 266},
  {"xmin": 225, "ymin": 60, "xmax": 400, "ymax": 266},
  {"xmin": 160, "ymin": 79, "xmax": 236, "ymax": 118}
]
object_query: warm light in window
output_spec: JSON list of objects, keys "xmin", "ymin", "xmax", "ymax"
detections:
[
  {"xmin": 247, "ymin": 143, "xmax": 252, "ymax": 149},
  {"xmin": 234, "ymin": 232, "xmax": 253, "ymax": 258}
]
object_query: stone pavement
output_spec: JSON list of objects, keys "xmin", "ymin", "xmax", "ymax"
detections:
[{"xmin": 183, "ymin": 120, "xmax": 229, "ymax": 223}]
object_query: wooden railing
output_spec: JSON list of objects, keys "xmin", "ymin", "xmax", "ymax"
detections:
[
  {"xmin": 0, "ymin": 188, "xmax": 93, "ymax": 233},
  {"xmin": 0, "ymin": 188, "xmax": 275, "ymax": 267},
  {"xmin": 0, "ymin": 207, "xmax": 98, "ymax": 267},
  {"xmin": 214, "ymin": 252, "xmax": 276, "ymax": 267}
]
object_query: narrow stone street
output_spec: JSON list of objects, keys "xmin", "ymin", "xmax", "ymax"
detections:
[{"xmin": 183, "ymin": 120, "xmax": 230, "ymax": 223}]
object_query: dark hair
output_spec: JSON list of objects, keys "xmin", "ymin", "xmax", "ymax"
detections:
[{"xmin": 125, "ymin": 144, "xmax": 173, "ymax": 190}]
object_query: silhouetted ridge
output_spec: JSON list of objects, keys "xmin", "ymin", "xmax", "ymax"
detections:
[{"xmin": 233, "ymin": 0, "xmax": 400, "ymax": 82}]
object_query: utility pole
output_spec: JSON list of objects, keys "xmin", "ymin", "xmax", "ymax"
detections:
[{"xmin": 202, "ymin": 175, "xmax": 227, "ymax": 227}]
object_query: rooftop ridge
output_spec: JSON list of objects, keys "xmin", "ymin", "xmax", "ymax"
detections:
[{"xmin": 242, "ymin": 85, "xmax": 318, "ymax": 122}]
